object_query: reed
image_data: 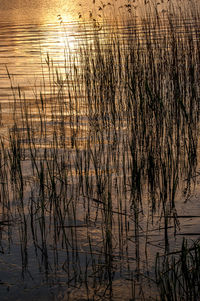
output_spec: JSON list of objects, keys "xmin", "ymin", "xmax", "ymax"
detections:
[
  {"xmin": 0, "ymin": 1, "xmax": 200, "ymax": 299},
  {"xmin": 156, "ymin": 238, "xmax": 200, "ymax": 301}
]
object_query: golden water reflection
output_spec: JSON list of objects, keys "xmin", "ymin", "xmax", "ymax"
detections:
[{"xmin": 0, "ymin": 1, "xmax": 200, "ymax": 300}]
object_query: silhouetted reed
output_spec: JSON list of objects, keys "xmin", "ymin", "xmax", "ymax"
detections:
[
  {"xmin": 156, "ymin": 238, "xmax": 200, "ymax": 300},
  {"xmin": 0, "ymin": 1, "xmax": 200, "ymax": 299}
]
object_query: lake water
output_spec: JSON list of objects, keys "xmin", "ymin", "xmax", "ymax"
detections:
[{"xmin": 0, "ymin": 0, "xmax": 200, "ymax": 300}]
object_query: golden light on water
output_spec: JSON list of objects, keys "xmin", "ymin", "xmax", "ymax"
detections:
[{"xmin": 0, "ymin": 1, "xmax": 200, "ymax": 300}]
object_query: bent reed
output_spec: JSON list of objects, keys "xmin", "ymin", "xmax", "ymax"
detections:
[{"xmin": 0, "ymin": 1, "xmax": 200, "ymax": 299}]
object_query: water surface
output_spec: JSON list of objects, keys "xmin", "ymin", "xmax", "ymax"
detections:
[{"xmin": 0, "ymin": 0, "xmax": 200, "ymax": 300}]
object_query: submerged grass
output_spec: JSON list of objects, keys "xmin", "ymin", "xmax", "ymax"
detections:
[{"xmin": 0, "ymin": 1, "xmax": 200, "ymax": 300}]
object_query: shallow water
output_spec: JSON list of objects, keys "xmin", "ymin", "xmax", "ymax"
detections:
[{"xmin": 0, "ymin": 0, "xmax": 200, "ymax": 300}]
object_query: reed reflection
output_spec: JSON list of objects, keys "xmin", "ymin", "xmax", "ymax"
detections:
[{"xmin": 0, "ymin": 0, "xmax": 200, "ymax": 300}]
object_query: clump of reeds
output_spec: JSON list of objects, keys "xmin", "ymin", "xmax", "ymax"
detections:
[
  {"xmin": 0, "ymin": 0, "xmax": 200, "ymax": 299},
  {"xmin": 156, "ymin": 238, "xmax": 200, "ymax": 300}
]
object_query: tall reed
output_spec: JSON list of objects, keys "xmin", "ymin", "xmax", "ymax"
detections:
[{"xmin": 0, "ymin": 1, "xmax": 200, "ymax": 299}]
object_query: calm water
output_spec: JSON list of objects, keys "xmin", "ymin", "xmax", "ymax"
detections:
[{"xmin": 0, "ymin": 0, "xmax": 200, "ymax": 300}]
